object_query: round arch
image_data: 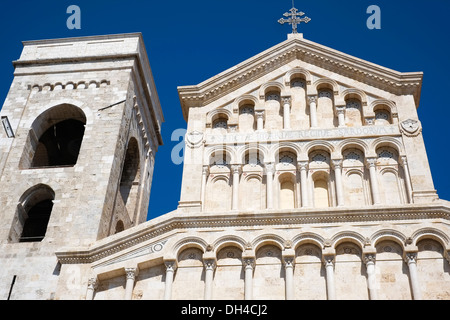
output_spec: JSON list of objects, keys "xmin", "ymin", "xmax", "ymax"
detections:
[
  {"xmin": 258, "ymin": 81, "xmax": 286, "ymax": 99},
  {"xmin": 330, "ymin": 231, "xmax": 366, "ymax": 250}
]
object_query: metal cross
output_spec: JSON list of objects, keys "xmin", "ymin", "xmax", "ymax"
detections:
[{"xmin": 278, "ymin": 7, "xmax": 311, "ymax": 34}]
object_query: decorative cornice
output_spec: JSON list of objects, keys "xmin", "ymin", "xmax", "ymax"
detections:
[
  {"xmin": 178, "ymin": 36, "xmax": 423, "ymax": 120},
  {"xmin": 56, "ymin": 202, "xmax": 450, "ymax": 265}
]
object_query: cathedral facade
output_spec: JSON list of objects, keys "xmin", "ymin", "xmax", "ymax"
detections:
[{"xmin": 0, "ymin": 30, "xmax": 449, "ymax": 300}]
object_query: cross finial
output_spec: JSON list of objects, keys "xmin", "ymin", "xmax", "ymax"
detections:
[{"xmin": 278, "ymin": 7, "xmax": 311, "ymax": 34}]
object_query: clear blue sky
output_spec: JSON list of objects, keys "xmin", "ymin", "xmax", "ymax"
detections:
[{"xmin": 0, "ymin": 1, "xmax": 449, "ymax": 220}]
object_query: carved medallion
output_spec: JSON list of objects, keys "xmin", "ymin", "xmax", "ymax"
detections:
[
  {"xmin": 186, "ymin": 131, "xmax": 204, "ymax": 148},
  {"xmin": 400, "ymin": 119, "xmax": 422, "ymax": 137}
]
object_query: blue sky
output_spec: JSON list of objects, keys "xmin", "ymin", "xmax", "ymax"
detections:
[{"xmin": 0, "ymin": 1, "xmax": 449, "ymax": 220}]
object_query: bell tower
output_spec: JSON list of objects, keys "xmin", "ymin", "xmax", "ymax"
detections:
[{"xmin": 0, "ymin": 34, "xmax": 163, "ymax": 299}]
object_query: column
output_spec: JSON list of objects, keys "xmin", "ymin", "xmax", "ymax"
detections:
[
  {"xmin": 400, "ymin": 156, "xmax": 413, "ymax": 204},
  {"xmin": 201, "ymin": 165, "xmax": 209, "ymax": 210},
  {"xmin": 404, "ymin": 251, "xmax": 422, "ymax": 300},
  {"xmin": 336, "ymin": 106, "xmax": 346, "ymax": 127},
  {"xmin": 308, "ymin": 96, "xmax": 318, "ymax": 128},
  {"xmin": 323, "ymin": 253, "xmax": 336, "ymax": 300},
  {"xmin": 283, "ymin": 254, "xmax": 295, "ymax": 300},
  {"xmin": 231, "ymin": 164, "xmax": 241, "ymax": 210},
  {"xmin": 297, "ymin": 161, "xmax": 309, "ymax": 207},
  {"xmin": 242, "ymin": 257, "xmax": 255, "ymax": 300},
  {"xmin": 332, "ymin": 159, "xmax": 344, "ymax": 207},
  {"xmin": 124, "ymin": 268, "xmax": 138, "ymax": 300},
  {"xmin": 164, "ymin": 259, "xmax": 177, "ymax": 300},
  {"xmin": 282, "ymin": 97, "xmax": 291, "ymax": 130},
  {"xmin": 363, "ymin": 252, "xmax": 378, "ymax": 300},
  {"xmin": 265, "ymin": 163, "xmax": 274, "ymax": 209},
  {"xmin": 85, "ymin": 277, "xmax": 98, "ymax": 300},
  {"xmin": 255, "ymin": 111, "xmax": 264, "ymax": 131},
  {"xmin": 203, "ymin": 258, "xmax": 217, "ymax": 300},
  {"xmin": 366, "ymin": 157, "xmax": 381, "ymax": 205}
]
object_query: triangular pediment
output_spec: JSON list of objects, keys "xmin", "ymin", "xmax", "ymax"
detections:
[{"xmin": 178, "ymin": 34, "xmax": 422, "ymax": 120}]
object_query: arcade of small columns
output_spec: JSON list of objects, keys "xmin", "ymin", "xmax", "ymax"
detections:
[
  {"xmin": 84, "ymin": 235, "xmax": 450, "ymax": 300},
  {"xmin": 201, "ymin": 144, "xmax": 413, "ymax": 211}
]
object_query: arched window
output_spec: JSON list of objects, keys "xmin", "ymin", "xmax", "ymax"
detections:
[
  {"xmin": 279, "ymin": 173, "xmax": 296, "ymax": 209},
  {"xmin": 212, "ymin": 117, "xmax": 228, "ymax": 130},
  {"xmin": 313, "ymin": 176, "xmax": 330, "ymax": 208},
  {"xmin": 345, "ymin": 98, "xmax": 363, "ymax": 127},
  {"xmin": 9, "ymin": 185, "xmax": 55, "ymax": 243},
  {"xmin": 119, "ymin": 138, "xmax": 141, "ymax": 220},
  {"xmin": 264, "ymin": 87, "xmax": 282, "ymax": 130},
  {"xmin": 376, "ymin": 146, "xmax": 406, "ymax": 204},
  {"xmin": 265, "ymin": 91, "xmax": 280, "ymax": 102},
  {"xmin": 21, "ymin": 104, "xmax": 86, "ymax": 169},
  {"xmin": 342, "ymin": 148, "xmax": 368, "ymax": 206},
  {"xmin": 290, "ymin": 77, "xmax": 306, "ymax": 89},
  {"xmin": 317, "ymin": 88, "xmax": 335, "ymax": 128},
  {"xmin": 239, "ymin": 104, "xmax": 255, "ymax": 131},
  {"xmin": 374, "ymin": 105, "xmax": 392, "ymax": 125}
]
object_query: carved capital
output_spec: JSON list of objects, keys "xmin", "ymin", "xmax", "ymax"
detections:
[
  {"xmin": 203, "ymin": 259, "xmax": 217, "ymax": 271},
  {"xmin": 307, "ymin": 95, "xmax": 317, "ymax": 104},
  {"xmin": 202, "ymin": 165, "xmax": 210, "ymax": 175},
  {"xmin": 363, "ymin": 253, "xmax": 377, "ymax": 265},
  {"xmin": 255, "ymin": 111, "xmax": 265, "ymax": 119},
  {"xmin": 264, "ymin": 163, "xmax": 275, "ymax": 174},
  {"xmin": 125, "ymin": 268, "xmax": 139, "ymax": 280},
  {"xmin": 231, "ymin": 164, "xmax": 242, "ymax": 174},
  {"xmin": 404, "ymin": 251, "xmax": 418, "ymax": 264},
  {"xmin": 164, "ymin": 260, "xmax": 178, "ymax": 272},
  {"xmin": 365, "ymin": 157, "xmax": 377, "ymax": 169},
  {"xmin": 335, "ymin": 106, "xmax": 345, "ymax": 115},
  {"xmin": 399, "ymin": 156, "xmax": 408, "ymax": 167},
  {"xmin": 283, "ymin": 256, "xmax": 295, "ymax": 268},
  {"xmin": 243, "ymin": 258, "xmax": 256, "ymax": 269},
  {"xmin": 281, "ymin": 96, "xmax": 292, "ymax": 106},
  {"xmin": 322, "ymin": 255, "xmax": 335, "ymax": 267},
  {"xmin": 297, "ymin": 161, "xmax": 309, "ymax": 171},
  {"xmin": 87, "ymin": 277, "xmax": 98, "ymax": 290},
  {"xmin": 331, "ymin": 159, "xmax": 343, "ymax": 170}
]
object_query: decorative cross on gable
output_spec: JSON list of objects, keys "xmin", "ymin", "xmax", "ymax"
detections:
[{"xmin": 278, "ymin": 7, "xmax": 311, "ymax": 34}]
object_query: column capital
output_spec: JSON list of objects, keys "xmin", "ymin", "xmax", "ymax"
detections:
[
  {"xmin": 231, "ymin": 164, "xmax": 242, "ymax": 174},
  {"xmin": 322, "ymin": 254, "xmax": 335, "ymax": 267},
  {"xmin": 307, "ymin": 95, "xmax": 317, "ymax": 104},
  {"xmin": 87, "ymin": 277, "xmax": 98, "ymax": 291},
  {"xmin": 264, "ymin": 163, "xmax": 275, "ymax": 174},
  {"xmin": 125, "ymin": 267, "xmax": 139, "ymax": 280},
  {"xmin": 297, "ymin": 161, "xmax": 309, "ymax": 170},
  {"xmin": 365, "ymin": 157, "xmax": 377, "ymax": 168},
  {"xmin": 335, "ymin": 105, "xmax": 346, "ymax": 114},
  {"xmin": 331, "ymin": 159, "xmax": 343, "ymax": 169},
  {"xmin": 399, "ymin": 155, "xmax": 408, "ymax": 166},
  {"xmin": 282, "ymin": 255, "xmax": 295, "ymax": 269},
  {"xmin": 164, "ymin": 259, "xmax": 178, "ymax": 272},
  {"xmin": 202, "ymin": 165, "xmax": 210, "ymax": 175},
  {"xmin": 242, "ymin": 249, "xmax": 256, "ymax": 269},
  {"xmin": 203, "ymin": 259, "xmax": 217, "ymax": 271},
  {"xmin": 255, "ymin": 110, "xmax": 265, "ymax": 118},
  {"xmin": 363, "ymin": 253, "xmax": 377, "ymax": 265},
  {"xmin": 403, "ymin": 248, "xmax": 418, "ymax": 264},
  {"xmin": 281, "ymin": 96, "xmax": 292, "ymax": 105}
]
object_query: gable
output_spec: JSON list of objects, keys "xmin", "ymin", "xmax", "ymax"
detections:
[{"xmin": 178, "ymin": 34, "xmax": 422, "ymax": 120}]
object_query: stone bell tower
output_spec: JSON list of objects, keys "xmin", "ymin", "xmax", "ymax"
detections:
[{"xmin": 0, "ymin": 33, "xmax": 163, "ymax": 299}]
